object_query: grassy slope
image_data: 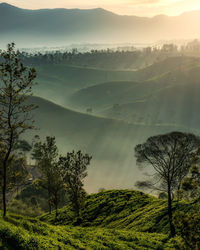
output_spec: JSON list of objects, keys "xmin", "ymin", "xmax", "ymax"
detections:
[
  {"xmin": 34, "ymin": 64, "xmax": 137, "ymax": 106},
  {"xmin": 133, "ymin": 56, "xmax": 200, "ymax": 82},
  {"xmin": 66, "ymin": 61, "xmax": 200, "ymax": 132},
  {"xmin": 69, "ymin": 57, "xmax": 200, "ymax": 112},
  {"xmin": 69, "ymin": 80, "xmax": 165, "ymax": 111},
  {"xmin": 0, "ymin": 214, "xmax": 176, "ymax": 249},
  {"xmin": 40, "ymin": 190, "xmax": 191, "ymax": 235},
  {"xmin": 100, "ymin": 75, "xmax": 200, "ymax": 131},
  {"xmin": 0, "ymin": 190, "xmax": 184, "ymax": 249}
]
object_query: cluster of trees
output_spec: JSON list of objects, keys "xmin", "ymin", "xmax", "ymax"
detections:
[
  {"xmin": 18, "ymin": 49, "xmax": 144, "ymax": 69},
  {"xmin": 17, "ymin": 39, "xmax": 200, "ymax": 69},
  {"xmin": 0, "ymin": 44, "xmax": 91, "ymax": 219},
  {"xmin": 32, "ymin": 136, "xmax": 92, "ymax": 217}
]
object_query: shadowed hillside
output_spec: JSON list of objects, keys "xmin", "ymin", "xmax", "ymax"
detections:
[
  {"xmin": 34, "ymin": 57, "xmax": 200, "ymax": 110},
  {"xmin": 24, "ymin": 96, "xmax": 198, "ymax": 192},
  {"xmin": 34, "ymin": 64, "xmax": 137, "ymax": 106}
]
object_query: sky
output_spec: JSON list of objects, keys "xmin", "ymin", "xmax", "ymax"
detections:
[{"xmin": 1, "ymin": 0, "xmax": 200, "ymax": 17}]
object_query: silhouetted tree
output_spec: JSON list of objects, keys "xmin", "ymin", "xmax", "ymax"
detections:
[
  {"xmin": 135, "ymin": 131, "xmax": 200, "ymax": 237},
  {"xmin": 0, "ymin": 43, "xmax": 36, "ymax": 217}
]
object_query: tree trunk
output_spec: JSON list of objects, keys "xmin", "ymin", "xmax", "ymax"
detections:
[
  {"xmin": 3, "ymin": 160, "xmax": 7, "ymax": 217},
  {"xmin": 48, "ymin": 190, "xmax": 51, "ymax": 214},
  {"xmin": 168, "ymin": 188, "xmax": 176, "ymax": 237},
  {"xmin": 55, "ymin": 202, "xmax": 58, "ymax": 219},
  {"xmin": 55, "ymin": 193, "xmax": 58, "ymax": 219}
]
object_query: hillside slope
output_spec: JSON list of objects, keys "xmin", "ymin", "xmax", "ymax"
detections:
[
  {"xmin": 40, "ymin": 190, "xmax": 191, "ymax": 234},
  {"xmin": 34, "ymin": 64, "xmax": 137, "ymax": 106},
  {"xmin": 26, "ymin": 96, "xmax": 193, "ymax": 192},
  {"xmin": 69, "ymin": 81, "xmax": 163, "ymax": 111},
  {"xmin": 0, "ymin": 213, "xmax": 175, "ymax": 249},
  {"xmin": 100, "ymin": 75, "xmax": 200, "ymax": 130},
  {"xmin": 32, "ymin": 57, "xmax": 200, "ymax": 111}
]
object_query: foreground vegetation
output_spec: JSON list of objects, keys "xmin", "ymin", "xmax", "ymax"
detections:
[
  {"xmin": 40, "ymin": 190, "xmax": 193, "ymax": 234},
  {"xmin": 2, "ymin": 189, "xmax": 197, "ymax": 249},
  {"xmin": 0, "ymin": 213, "xmax": 177, "ymax": 249}
]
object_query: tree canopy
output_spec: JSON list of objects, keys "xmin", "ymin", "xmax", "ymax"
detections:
[{"xmin": 135, "ymin": 131, "xmax": 200, "ymax": 236}]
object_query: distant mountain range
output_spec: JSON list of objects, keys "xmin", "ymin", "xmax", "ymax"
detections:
[{"xmin": 1, "ymin": 2, "xmax": 200, "ymax": 46}]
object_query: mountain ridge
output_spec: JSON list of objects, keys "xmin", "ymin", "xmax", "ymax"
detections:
[
  {"xmin": 1, "ymin": 3, "xmax": 200, "ymax": 46},
  {"xmin": 1, "ymin": 2, "xmax": 200, "ymax": 18}
]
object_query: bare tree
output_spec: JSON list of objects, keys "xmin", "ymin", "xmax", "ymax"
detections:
[
  {"xmin": 135, "ymin": 131, "xmax": 200, "ymax": 237},
  {"xmin": 0, "ymin": 43, "xmax": 36, "ymax": 217}
]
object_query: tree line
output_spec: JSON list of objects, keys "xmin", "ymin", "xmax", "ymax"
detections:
[{"xmin": 32, "ymin": 136, "xmax": 91, "ymax": 217}]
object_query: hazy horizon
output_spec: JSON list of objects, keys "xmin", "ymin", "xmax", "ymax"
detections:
[{"xmin": 2, "ymin": 0, "xmax": 200, "ymax": 17}]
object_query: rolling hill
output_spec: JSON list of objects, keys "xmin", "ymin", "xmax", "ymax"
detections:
[
  {"xmin": 69, "ymin": 80, "xmax": 164, "ymax": 111},
  {"xmin": 1, "ymin": 190, "xmax": 190, "ymax": 248},
  {"xmin": 33, "ymin": 56, "xmax": 200, "ymax": 108},
  {"xmin": 33, "ymin": 64, "xmax": 137, "ymax": 106},
  {"xmin": 101, "ymin": 81, "xmax": 200, "ymax": 131},
  {"xmin": 23, "ymin": 56, "xmax": 200, "ymax": 193},
  {"xmin": 0, "ymin": 213, "xmax": 176, "ymax": 249},
  {"xmin": 1, "ymin": 3, "xmax": 200, "ymax": 46},
  {"xmin": 26, "ymin": 96, "xmax": 193, "ymax": 192},
  {"xmin": 40, "ymin": 190, "xmax": 192, "ymax": 235},
  {"xmin": 65, "ymin": 57, "xmax": 200, "ymax": 132}
]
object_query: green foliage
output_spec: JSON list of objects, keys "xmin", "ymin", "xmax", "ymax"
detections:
[
  {"xmin": 32, "ymin": 136, "xmax": 64, "ymax": 215},
  {"xmin": 40, "ymin": 189, "xmax": 191, "ymax": 235},
  {"xmin": 0, "ymin": 43, "xmax": 37, "ymax": 217},
  {"xmin": 15, "ymin": 140, "xmax": 32, "ymax": 155},
  {"xmin": 180, "ymin": 148, "xmax": 200, "ymax": 201},
  {"xmin": 135, "ymin": 131, "xmax": 200, "ymax": 236},
  {"xmin": 8, "ymin": 199, "xmax": 43, "ymax": 217},
  {"xmin": 0, "ymin": 213, "xmax": 177, "ymax": 249},
  {"xmin": 59, "ymin": 150, "xmax": 92, "ymax": 217},
  {"xmin": 174, "ymin": 204, "xmax": 200, "ymax": 249}
]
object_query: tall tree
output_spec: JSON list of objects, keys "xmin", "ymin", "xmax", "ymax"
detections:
[
  {"xmin": 59, "ymin": 150, "xmax": 92, "ymax": 217},
  {"xmin": 0, "ymin": 43, "xmax": 36, "ymax": 217},
  {"xmin": 135, "ymin": 131, "xmax": 200, "ymax": 237},
  {"xmin": 32, "ymin": 136, "xmax": 63, "ymax": 215}
]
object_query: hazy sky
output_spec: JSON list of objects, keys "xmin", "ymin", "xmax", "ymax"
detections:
[{"xmin": 2, "ymin": 0, "xmax": 200, "ymax": 16}]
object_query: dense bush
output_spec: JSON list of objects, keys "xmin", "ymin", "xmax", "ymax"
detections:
[{"xmin": 174, "ymin": 204, "xmax": 200, "ymax": 249}]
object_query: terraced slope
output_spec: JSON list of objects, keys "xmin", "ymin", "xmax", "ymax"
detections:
[
  {"xmin": 0, "ymin": 214, "xmax": 176, "ymax": 249},
  {"xmin": 40, "ymin": 190, "xmax": 191, "ymax": 234}
]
